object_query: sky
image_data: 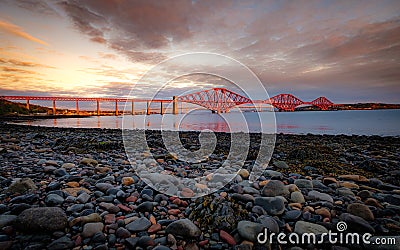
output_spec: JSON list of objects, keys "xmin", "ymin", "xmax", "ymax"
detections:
[{"xmin": 0, "ymin": 0, "xmax": 399, "ymax": 104}]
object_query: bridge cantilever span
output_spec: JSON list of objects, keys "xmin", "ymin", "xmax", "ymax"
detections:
[{"xmin": 177, "ymin": 88, "xmax": 253, "ymax": 113}]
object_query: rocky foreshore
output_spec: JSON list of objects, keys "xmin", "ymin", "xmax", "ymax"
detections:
[{"xmin": 0, "ymin": 123, "xmax": 399, "ymax": 250}]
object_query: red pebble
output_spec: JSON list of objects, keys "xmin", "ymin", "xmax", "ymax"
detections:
[{"xmin": 220, "ymin": 230, "xmax": 236, "ymax": 245}]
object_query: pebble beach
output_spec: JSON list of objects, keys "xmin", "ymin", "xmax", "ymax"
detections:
[{"xmin": 0, "ymin": 123, "xmax": 399, "ymax": 250}]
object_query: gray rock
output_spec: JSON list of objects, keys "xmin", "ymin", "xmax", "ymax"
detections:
[
  {"xmin": 308, "ymin": 190, "xmax": 333, "ymax": 203},
  {"xmin": 263, "ymin": 170, "xmax": 283, "ymax": 178},
  {"xmin": 95, "ymin": 183, "xmax": 114, "ymax": 192},
  {"xmin": 347, "ymin": 203, "xmax": 374, "ymax": 221},
  {"xmin": 165, "ymin": 219, "xmax": 201, "ymax": 238},
  {"xmin": 290, "ymin": 191, "xmax": 305, "ymax": 203},
  {"xmin": 99, "ymin": 202, "xmax": 120, "ymax": 213},
  {"xmin": 273, "ymin": 161, "xmax": 289, "ymax": 169},
  {"xmin": 340, "ymin": 213, "xmax": 375, "ymax": 233},
  {"xmin": 54, "ymin": 168, "xmax": 68, "ymax": 177},
  {"xmin": 0, "ymin": 215, "xmax": 17, "ymax": 228},
  {"xmin": 283, "ymin": 210, "xmax": 302, "ymax": 220},
  {"xmin": 45, "ymin": 194, "xmax": 64, "ymax": 206},
  {"xmin": 76, "ymin": 192, "xmax": 91, "ymax": 204},
  {"xmin": 294, "ymin": 221, "xmax": 328, "ymax": 234},
  {"xmin": 294, "ymin": 179, "xmax": 313, "ymax": 189},
  {"xmin": 126, "ymin": 217, "xmax": 151, "ymax": 232},
  {"xmin": 254, "ymin": 197, "xmax": 285, "ymax": 215},
  {"xmin": 261, "ymin": 180, "xmax": 289, "ymax": 197},
  {"xmin": 47, "ymin": 236, "xmax": 74, "ymax": 250},
  {"xmin": 257, "ymin": 215, "xmax": 279, "ymax": 233},
  {"xmin": 136, "ymin": 201, "xmax": 155, "ymax": 213},
  {"xmin": 16, "ymin": 207, "xmax": 67, "ymax": 232},
  {"xmin": 336, "ymin": 187, "xmax": 355, "ymax": 197},
  {"xmin": 82, "ymin": 222, "xmax": 104, "ymax": 238},
  {"xmin": 237, "ymin": 221, "xmax": 264, "ymax": 242},
  {"xmin": 5, "ymin": 178, "xmax": 37, "ymax": 194},
  {"xmin": 80, "ymin": 158, "xmax": 98, "ymax": 166}
]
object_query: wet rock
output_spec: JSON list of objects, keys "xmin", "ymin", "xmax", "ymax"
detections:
[
  {"xmin": 165, "ymin": 219, "xmax": 201, "ymax": 238},
  {"xmin": 116, "ymin": 227, "xmax": 130, "ymax": 238},
  {"xmin": 16, "ymin": 207, "xmax": 67, "ymax": 232},
  {"xmin": 282, "ymin": 210, "xmax": 302, "ymax": 220},
  {"xmin": 257, "ymin": 215, "xmax": 279, "ymax": 233},
  {"xmin": 45, "ymin": 194, "xmax": 64, "ymax": 206},
  {"xmin": 290, "ymin": 191, "xmax": 305, "ymax": 203},
  {"xmin": 80, "ymin": 158, "xmax": 98, "ymax": 166},
  {"xmin": 347, "ymin": 203, "xmax": 374, "ymax": 221},
  {"xmin": 122, "ymin": 176, "xmax": 134, "ymax": 186},
  {"xmin": 273, "ymin": 160, "xmax": 289, "ymax": 169},
  {"xmin": 219, "ymin": 230, "xmax": 236, "ymax": 245},
  {"xmin": 294, "ymin": 179, "xmax": 313, "ymax": 189},
  {"xmin": 261, "ymin": 180, "xmax": 289, "ymax": 197},
  {"xmin": 238, "ymin": 169, "xmax": 249, "ymax": 179},
  {"xmin": 0, "ymin": 215, "xmax": 17, "ymax": 228},
  {"xmin": 340, "ymin": 213, "xmax": 375, "ymax": 233},
  {"xmin": 339, "ymin": 175, "xmax": 369, "ymax": 183},
  {"xmin": 136, "ymin": 201, "xmax": 154, "ymax": 213},
  {"xmin": 254, "ymin": 197, "xmax": 285, "ymax": 215},
  {"xmin": 294, "ymin": 221, "xmax": 328, "ymax": 234},
  {"xmin": 237, "ymin": 221, "xmax": 263, "ymax": 242},
  {"xmin": 5, "ymin": 178, "xmax": 37, "ymax": 194},
  {"xmin": 47, "ymin": 236, "xmax": 74, "ymax": 250},
  {"xmin": 126, "ymin": 217, "xmax": 152, "ymax": 232},
  {"xmin": 95, "ymin": 183, "xmax": 114, "ymax": 193},
  {"xmin": 82, "ymin": 222, "xmax": 104, "ymax": 238},
  {"xmin": 76, "ymin": 192, "xmax": 91, "ymax": 203},
  {"xmin": 308, "ymin": 190, "xmax": 333, "ymax": 203}
]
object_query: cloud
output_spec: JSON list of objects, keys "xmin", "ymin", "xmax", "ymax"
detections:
[
  {"xmin": 0, "ymin": 19, "xmax": 49, "ymax": 46},
  {"xmin": 0, "ymin": 58, "xmax": 56, "ymax": 68}
]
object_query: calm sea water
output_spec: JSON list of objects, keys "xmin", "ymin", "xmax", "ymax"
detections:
[{"xmin": 18, "ymin": 109, "xmax": 400, "ymax": 136}]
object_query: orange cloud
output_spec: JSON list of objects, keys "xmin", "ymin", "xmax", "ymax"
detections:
[{"xmin": 0, "ymin": 20, "xmax": 49, "ymax": 46}]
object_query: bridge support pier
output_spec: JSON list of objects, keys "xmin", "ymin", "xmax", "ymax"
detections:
[
  {"xmin": 96, "ymin": 100, "xmax": 100, "ymax": 115},
  {"xmin": 160, "ymin": 102, "xmax": 164, "ymax": 115},
  {"xmin": 172, "ymin": 96, "xmax": 178, "ymax": 115},
  {"xmin": 131, "ymin": 100, "xmax": 135, "ymax": 115},
  {"xmin": 26, "ymin": 99, "xmax": 29, "ymax": 111},
  {"xmin": 147, "ymin": 101, "xmax": 151, "ymax": 115},
  {"xmin": 115, "ymin": 100, "xmax": 118, "ymax": 116},
  {"xmin": 76, "ymin": 100, "xmax": 79, "ymax": 114},
  {"xmin": 52, "ymin": 100, "xmax": 56, "ymax": 115}
]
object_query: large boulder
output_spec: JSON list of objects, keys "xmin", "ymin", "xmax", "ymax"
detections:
[{"xmin": 16, "ymin": 207, "xmax": 67, "ymax": 232}]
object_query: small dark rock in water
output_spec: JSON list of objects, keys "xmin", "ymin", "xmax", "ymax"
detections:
[
  {"xmin": 165, "ymin": 219, "xmax": 201, "ymax": 238},
  {"xmin": 15, "ymin": 207, "xmax": 67, "ymax": 232},
  {"xmin": 126, "ymin": 217, "xmax": 151, "ymax": 232}
]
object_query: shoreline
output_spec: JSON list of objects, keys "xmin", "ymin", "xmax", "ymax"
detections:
[{"xmin": 0, "ymin": 123, "xmax": 399, "ymax": 249}]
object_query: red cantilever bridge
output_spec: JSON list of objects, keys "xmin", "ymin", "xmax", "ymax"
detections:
[{"xmin": 1, "ymin": 87, "xmax": 336, "ymax": 114}]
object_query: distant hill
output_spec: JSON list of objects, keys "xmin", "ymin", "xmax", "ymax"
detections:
[{"xmin": 0, "ymin": 99, "xmax": 50, "ymax": 115}]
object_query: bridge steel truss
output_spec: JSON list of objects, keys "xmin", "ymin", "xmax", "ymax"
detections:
[{"xmin": 1, "ymin": 88, "xmax": 336, "ymax": 114}]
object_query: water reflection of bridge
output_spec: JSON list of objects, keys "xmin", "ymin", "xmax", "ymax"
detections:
[{"xmin": 1, "ymin": 87, "xmax": 337, "ymax": 115}]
